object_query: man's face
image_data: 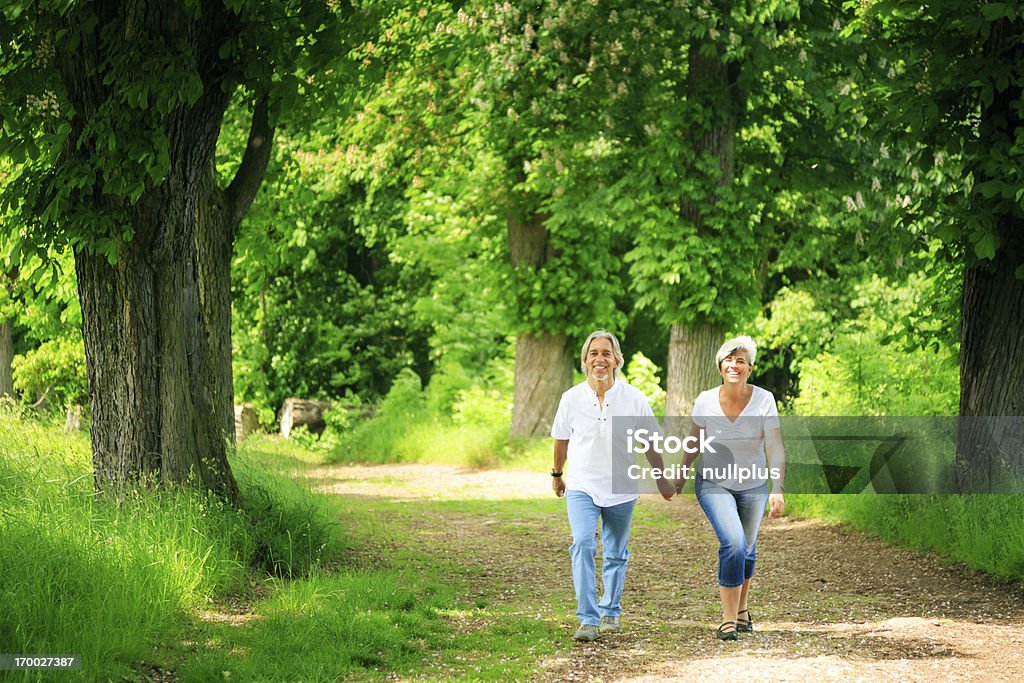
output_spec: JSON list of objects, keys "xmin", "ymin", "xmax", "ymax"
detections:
[{"xmin": 584, "ymin": 337, "xmax": 620, "ymax": 382}]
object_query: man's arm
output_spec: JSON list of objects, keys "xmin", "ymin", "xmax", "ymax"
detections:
[{"xmin": 552, "ymin": 439, "xmax": 568, "ymax": 497}]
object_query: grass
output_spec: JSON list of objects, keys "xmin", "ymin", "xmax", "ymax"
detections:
[
  {"xmin": 785, "ymin": 493, "xmax": 1024, "ymax": 581},
  {"xmin": 0, "ymin": 410, "xmax": 565, "ymax": 681}
]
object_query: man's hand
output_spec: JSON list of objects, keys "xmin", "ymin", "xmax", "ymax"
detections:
[
  {"xmin": 656, "ymin": 476, "xmax": 675, "ymax": 501},
  {"xmin": 553, "ymin": 476, "xmax": 566, "ymax": 497},
  {"xmin": 768, "ymin": 493, "xmax": 785, "ymax": 517}
]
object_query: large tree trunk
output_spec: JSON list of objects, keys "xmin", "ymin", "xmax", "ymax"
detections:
[
  {"xmin": 60, "ymin": 2, "xmax": 273, "ymax": 502},
  {"xmin": 956, "ymin": 234, "xmax": 1024, "ymax": 491},
  {"xmin": 955, "ymin": 19, "xmax": 1024, "ymax": 492},
  {"xmin": 197, "ymin": 179, "xmax": 237, "ymax": 445},
  {"xmin": 507, "ymin": 207, "xmax": 573, "ymax": 437},
  {"xmin": 199, "ymin": 98, "xmax": 273, "ymax": 444},
  {"xmin": 0, "ymin": 318, "xmax": 14, "ymax": 399},
  {"xmin": 510, "ymin": 332, "xmax": 573, "ymax": 437},
  {"xmin": 665, "ymin": 39, "xmax": 737, "ymax": 417},
  {"xmin": 76, "ymin": 97, "xmax": 239, "ymax": 500},
  {"xmin": 665, "ymin": 322, "xmax": 725, "ymax": 416},
  {"xmin": 76, "ymin": 239, "xmax": 163, "ymax": 489}
]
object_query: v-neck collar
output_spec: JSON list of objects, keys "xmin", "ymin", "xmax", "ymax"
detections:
[{"xmin": 717, "ymin": 385, "xmax": 753, "ymax": 424}]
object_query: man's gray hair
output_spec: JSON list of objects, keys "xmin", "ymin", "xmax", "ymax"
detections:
[
  {"xmin": 580, "ymin": 329, "xmax": 625, "ymax": 378},
  {"xmin": 715, "ymin": 335, "xmax": 757, "ymax": 369}
]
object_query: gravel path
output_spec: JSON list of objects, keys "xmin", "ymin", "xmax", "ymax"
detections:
[{"xmin": 316, "ymin": 463, "xmax": 1024, "ymax": 681}]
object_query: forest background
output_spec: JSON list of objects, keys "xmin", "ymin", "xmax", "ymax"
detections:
[{"xmin": 2, "ymin": 0, "xmax": 1024, "ymax": 678}]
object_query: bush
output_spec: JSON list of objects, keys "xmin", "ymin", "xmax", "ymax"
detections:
[
  {"xmin": 11, "ymin": 335, "xmax": 88, "ymax": 412},
  {"xmin": 622, "ymin": 351, "xmax": 667, "ymax": 416},
  {"xmin": 787, "ymin": 274, "xmax": 959, "ymax": 416}
]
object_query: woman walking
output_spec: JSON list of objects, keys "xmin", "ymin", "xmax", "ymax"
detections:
[{"xmin": 676, "ymin": 335, "xmax": 785, "ymax": 640}]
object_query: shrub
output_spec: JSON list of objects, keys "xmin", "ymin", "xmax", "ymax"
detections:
[{"xmin": 12, "ymin": 335, "xmax": 88, "ymax": 412}]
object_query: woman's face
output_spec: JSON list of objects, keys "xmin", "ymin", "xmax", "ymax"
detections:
[{"xmin": 719, "ymin": 352, "xmax": 752, "ymax": 385}]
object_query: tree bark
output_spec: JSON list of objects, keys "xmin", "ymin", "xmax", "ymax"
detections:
[
  {"xmin": 956, "ymin": 232, "xmax": 1024, "ymax": 492},
  {"xmin": 510, "ymin": 332, "xmax": 573, "ymax": 438},
  {"xmin": 63, "ymin": 1, "xmax": 249, "ymax": 502},
  {"xmin": 199, "ymin": 97, "xmax": 274, "ymax": 444},
  {"xmin": 507, "ymin": 206, "xmax": 573, "ymax": 437},
  {"xmin": 665, "ymin": 39, "xmax": 737, "ymax": 417},
  {"xmin": 955, "ymin": 18, "xmax": 1024, "ymax": 492},
  {"xmin": 665, "ymin": 322, "xmax": 726, "ymax": 416},
  {"xmin": 0, "ymin": 318, "xmax": 14, "ymax": 399}
]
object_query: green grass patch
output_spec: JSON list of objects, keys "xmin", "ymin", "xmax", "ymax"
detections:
[
  {"xmin": 0, "ymin": 412, "xmax": 566, "ymax": 681},
  {"xmin": 786, "ymin": 494, "xmax": 1024, "ymax": 581},
  {"xmin": 176, "ymin": 570, "xmax": 454, "ymax": 681},
  {"xmin": 0, "ymin": 412, "xmax": 340, "ymax": 681}
]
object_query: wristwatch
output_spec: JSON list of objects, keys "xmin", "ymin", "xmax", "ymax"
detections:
[{"xmin": 551, "ymin": 469, "xmax": 563, "ymax": 477}]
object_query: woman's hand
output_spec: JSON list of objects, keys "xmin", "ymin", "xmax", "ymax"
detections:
[
  {"xmin": 768, "ymin": 493, "xmax": 785, "ymax": 517},
  {"xmin": 656, "ymin": 475, "xmax": 675, "ymax": 501}
]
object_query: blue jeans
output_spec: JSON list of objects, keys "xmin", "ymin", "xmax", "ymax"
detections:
[
  {"xmin": 695, "ymin": 477, "xmax": 770, "ymax": 588},
  {"xmin": 566, "ymin": 490, "xmax": 636, "ymax": 626}
]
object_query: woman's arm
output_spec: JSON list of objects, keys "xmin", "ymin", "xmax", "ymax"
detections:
[
  {"xmin": 765, "ymin": 426, "xmax": 785, "ymax": 516},
  {"xmin": 674, "ymin": 421, "xmax": 704, "ymax": 493}
]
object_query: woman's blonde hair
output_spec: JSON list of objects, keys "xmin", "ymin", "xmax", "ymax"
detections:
[{"xmin": 715, "ymin": 335, "xmax": 757, "ymax": 369}]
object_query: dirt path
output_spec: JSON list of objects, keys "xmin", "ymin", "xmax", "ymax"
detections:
[{"xmin": 315, "ymin": 463, "xmax": 1024, "ymax": 681}]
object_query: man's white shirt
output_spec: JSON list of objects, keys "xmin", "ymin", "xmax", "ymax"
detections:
[{"xmin": 551, "ymin": 379, "xmax": 660, "ymax": 507}]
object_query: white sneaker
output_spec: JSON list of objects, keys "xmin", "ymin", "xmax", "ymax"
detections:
[
  {"xmin": 573, "ymin": 623, "xmax": 600, "ymax": 642},
  {"xmin": 599, "ymin": 616, "xmax": 622, "ymax": 633}
]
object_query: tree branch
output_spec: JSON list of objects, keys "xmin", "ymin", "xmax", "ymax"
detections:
[{"xmin": 225, "ymin": 96, "xmax": 274, "ymax": 230}]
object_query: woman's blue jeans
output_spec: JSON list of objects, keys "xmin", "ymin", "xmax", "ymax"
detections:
[
  {"xmin": 695, "ymin": 477, "xmax": 769, "ymax": 588},
  {"xmin": 565, "ymin": 490, "xmax": 636, "ymax": 626}
]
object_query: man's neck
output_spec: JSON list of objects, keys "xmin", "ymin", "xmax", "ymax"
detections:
[{"xmin": 588, "ymin": 375, "xmax": 615, "ymax": 399}]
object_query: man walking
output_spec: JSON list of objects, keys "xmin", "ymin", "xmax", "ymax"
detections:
[{"xmin": 551, "ymin": 329, "xmax": 674, "ymax": 642}]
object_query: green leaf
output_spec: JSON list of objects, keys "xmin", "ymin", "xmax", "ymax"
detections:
[
  {"xmin": 981, "ymin": 3, "xmax": 1008, "ymax": 21},
  {"xmin": 975, "ymin": 232, "xmax": 998, "ymax": 260}
]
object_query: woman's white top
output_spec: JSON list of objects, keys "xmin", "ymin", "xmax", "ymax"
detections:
[{"xmin": 691, "ymin": 385, "xmax": 780, "ymax": 491}]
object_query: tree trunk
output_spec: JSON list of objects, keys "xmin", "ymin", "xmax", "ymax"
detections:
[
  {"xmin": 955, "ymin": 18, "xmax": 1024, "ymax": 492},
  {"xmin": 76, "ymin": 241, "xmax": 163, "ymax": 489},
  {"xmin": 197, "ymin": 179, "xmax": 237, "ymax": 445},
  {"xmin": 510, "ymin": 332, "xmax": 573, "ymax": 438},
  {"xmin": 956, "ymin": 221, "xmax": 1024, "ymax": 492},
  {"xmin": 507, "ymin": 206, "xmax": 573, "ymax": 437},
  {"xmin": 665, "ymin": 321, "xmax": 726, "ymax": 416},
  {"xmin": 0, "ymin": 318, "xmax": 14, "ymax": 399},
  {"xmin": 61, "ymin": 2, "xmax": 259, "ymax": 502},
  {"xmin": 665, "ymin": 39, "xmax": 737, "ymax": 417}
]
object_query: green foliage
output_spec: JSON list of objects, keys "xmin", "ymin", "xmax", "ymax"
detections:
[
  {"xmin": 787, "ymin": 273, "xmax": 959, "ymax": 416},
  {"xmin": 0, "ymin": 0, "xmax": 348, "ymax": 259},
  {"xmin": 329, "ymin": 363, "xmax": 519, "ymax": 469},
  {"xmin": 11, "ymin": 333, "xmax": 87, "ymax": 410},
  {"xmin": 622, "ymin": 351, "xmax": 667, "ymax": 416},
  {"xmin": 847, "ymin": 0, "xmax": 1024, "ymax": 268}
]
